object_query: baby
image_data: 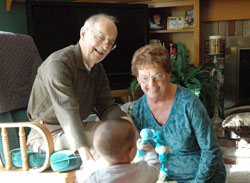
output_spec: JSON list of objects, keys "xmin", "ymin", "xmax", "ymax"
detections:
[{"xmin": 77, "ymin": 118, "xmax": 160, "ymax": 183}]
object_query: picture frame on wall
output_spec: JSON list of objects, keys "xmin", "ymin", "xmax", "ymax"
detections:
[
  {"xmin": 184, "ymin": 10, "xmax": 194, "ymax": 28},
  {"xmin": 149, "ymin": 9, "xmax": 166, "ymax": 30},
  {"xmin": 167, "ymin": 16, "xmax": 185, "ymax": 30}
]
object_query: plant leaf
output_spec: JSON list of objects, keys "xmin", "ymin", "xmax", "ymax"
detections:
[{"xmin": 130, "ymin": 77, "xmax": 140, "ymax": 98}]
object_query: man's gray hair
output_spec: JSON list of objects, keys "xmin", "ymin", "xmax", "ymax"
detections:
[{"xmin": 85, "ymin": 13, "xmax": 118, "ymax": 27}]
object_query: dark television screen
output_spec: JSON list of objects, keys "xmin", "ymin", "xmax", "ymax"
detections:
[{"xmin": 25, "ymin": 1, "xmax": 148, "ymax": 90}]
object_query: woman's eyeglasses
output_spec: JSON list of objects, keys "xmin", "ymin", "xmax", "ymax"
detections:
[{"xmin": 138, "ymin": 74, "xmax": 166, "ymax": 84}]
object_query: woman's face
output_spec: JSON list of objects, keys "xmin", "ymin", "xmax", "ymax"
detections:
[{"xmin": 137, "ymin": 65, "xmax": 170, "ymax": 100}]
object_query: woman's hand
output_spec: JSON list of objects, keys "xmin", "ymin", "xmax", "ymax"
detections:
[{"xmin": 137, "ymin": 138, "xmax": 153, "ymax": 150}]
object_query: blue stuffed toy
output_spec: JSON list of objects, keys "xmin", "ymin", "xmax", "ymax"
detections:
[
  {"xmin": 153, "ymin": 131, "xmax": 169, "ymax": 183},
  {"xmin": 135, "ymin": 129, "xmax": 177, "ymax": 183},
  {"xmin": 153, "ymin": 131, "xmax": 177, "ymax": 183},
  {"xmin": 135, "ymin": 128, "xmax": 154, "ymax": 160}
]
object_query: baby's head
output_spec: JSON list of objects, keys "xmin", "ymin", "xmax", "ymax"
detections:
[{"xmin": 93, "ymin": 118, "xmax": 137, "ymax": 165}]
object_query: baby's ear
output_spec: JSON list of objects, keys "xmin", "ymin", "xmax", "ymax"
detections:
[{"xmin": 129, "ymin": 144, "xmax": 137, "ymax": 161}]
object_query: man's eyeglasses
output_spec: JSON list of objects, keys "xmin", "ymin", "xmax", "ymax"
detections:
[
  {"xmin": 88, "ymin": 28, "xmax": 117, "ymax": 50},
  {"xmin": 138, "ymin": 74, "xmax": 166, "ymax": 84}
]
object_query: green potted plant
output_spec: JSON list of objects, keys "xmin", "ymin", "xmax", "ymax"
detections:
[{"xmin": 130, "ymin": 41, "xmax": 222, "ymax": 116}]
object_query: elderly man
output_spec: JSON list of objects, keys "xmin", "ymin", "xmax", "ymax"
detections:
[{"xmin": 27, "ymin": 14, "xmax": 129, "ymax": 166}]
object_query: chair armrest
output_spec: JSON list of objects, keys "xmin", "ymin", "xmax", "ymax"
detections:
[{"xmin": 0, "ymin": 122, "xmax": 54, "ymax": 173}]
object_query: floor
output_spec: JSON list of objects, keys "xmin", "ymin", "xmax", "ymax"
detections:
[{"xmin": 225, "ymin": 164, "xmax": 250, "ymax": 183}]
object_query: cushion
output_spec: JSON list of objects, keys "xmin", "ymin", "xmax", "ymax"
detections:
[
  {"xmin": 225, "ymin": 105, "xmax": 250, "ymax": 117},
  {"xmin": 50, "ymin": 150, "xmax": 82, "ymax": 172},
  {"xmin": 10, "ymin": 148, "xmax": 46, "ymax": 168},
  {"xmin": 222, "ymin": 112, "xmax": 250, "ymax": 134}
]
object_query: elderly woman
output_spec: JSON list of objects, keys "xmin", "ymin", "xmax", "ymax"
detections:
[{"xmin": 130, "ymin": 44, "xmax": 226, "ymax": 183}]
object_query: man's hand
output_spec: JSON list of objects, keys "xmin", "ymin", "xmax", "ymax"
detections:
[
  {"xmin": 78, "ymin": 146, "xmax": 94, "ymax": 161},
  {"xmin": 78, "ymin": 146, "xmax": 95, "ymax": 170}
]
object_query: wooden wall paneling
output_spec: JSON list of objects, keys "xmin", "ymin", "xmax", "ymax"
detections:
[
  {"xmin": 200, "ymin": 0, "xmax": 250, "ymax": 22},
  {"xmin": 203, "ymin": 22, "xmax": 218, "ymax": 65},
  {"xmin": 228, "ymin": 20, "xmax": 235, "ymax": 36},
  {"xmin": 235, "ymin": 20, "xmax": 244, "ymax": 37},
  {"xmin": 243, "ymin": 20, "xmax": 250, "ymax": 36},
  {"xmin": 218, "ymin": 21, "xmax": 227, "ymax": 37},
  {"xmin": 204, "ymin": 21, "xmax": 218, "ymax": 40}
]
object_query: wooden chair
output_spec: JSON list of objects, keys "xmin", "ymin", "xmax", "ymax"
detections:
[
  {"xmin": 0, "ymin": 122, "xmax": 77, "ymax": 183},
  {"xmin": 0, "ymin": 31, "xmax": 78, "ymax": 182},
  {"xmin": 111, "ymin": 88, "xmax": 142, "ymax": 103}
]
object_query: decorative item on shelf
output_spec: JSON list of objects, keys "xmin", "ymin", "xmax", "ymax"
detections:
[
  {"xmin": 149, "ymin": 8, "xmax": 166, "ymax": 30},
  {"xmin": 169, "ymin": 43, "xmax": 177, "ymax": 57},
  {"xmin": 149, "ymin": 39, "xmax": 165, "ymax": 48},
  {"xmin": 184, "ymin": 10, "xmax": 194, "ymax": 28},
  {"xmin": 208, "ymin": 35, "xmax": 224, "ymax": 77},
  {"xmin": 149, "ymin": 39, "xmax": 161, "ymax": 45},
  {"xmin": 169, "ymin": 43, "xmax": 177, "ymax": 66},
  {"xmin": 167, "ymin": 16, "xmax": 185, "ymax": 30},
  {"xmin": 208, "ymin": 35, "xmax": 225, "ymax": 122},
  {"xmin": 209, "ymin": 35, "xmax": 222, "ymax": 55}
]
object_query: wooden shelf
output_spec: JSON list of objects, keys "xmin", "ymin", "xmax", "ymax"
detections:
[
  {"xmin": 146, "ymin": 0, "xmax": 195, "ymax": 8},
  {"xmin": 150, "ymin": 28, "xmax": 194, "ymax": 33},
  {"xmin": 147, "ymin": 0, "xmax": 200, "ymax": 67}
]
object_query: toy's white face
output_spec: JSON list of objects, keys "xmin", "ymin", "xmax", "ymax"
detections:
[{"xmin": 155, "ymin": 145, "xmax": 166, "ymax": 154}]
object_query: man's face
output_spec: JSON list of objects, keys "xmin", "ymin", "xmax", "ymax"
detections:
[{"xmin": 80, "ymin": 17, "xmax": 118, "ymax": 67}]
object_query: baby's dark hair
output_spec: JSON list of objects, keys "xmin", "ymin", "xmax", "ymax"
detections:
[{"xmin": 93, "ymin": 118, "xmax": 136, "ymax": 163}]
